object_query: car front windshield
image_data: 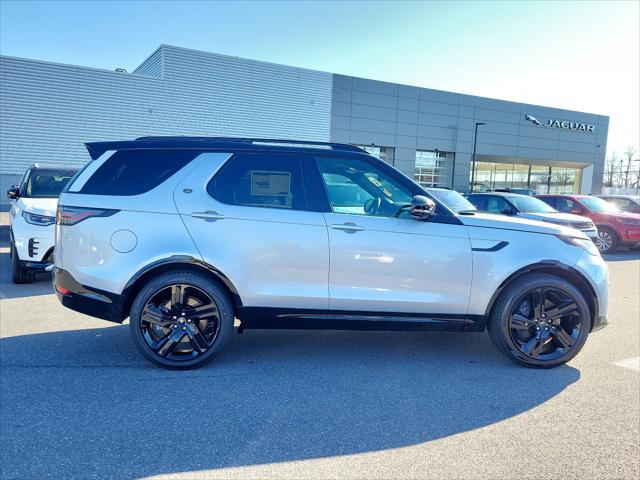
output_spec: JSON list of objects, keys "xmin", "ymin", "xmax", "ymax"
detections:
[
  {"xmin": 23, "ymin": 170, "xmax": 76, "ymax": 198},
  {"xmin": 509, "ymin": 195, "xmax": 557, "ymax": 213},
  {"xmin": 580, "ymin": 196, "xmax": 620, "ymax": 213},
  {"xmin": 427, "ymin": 189, "xmax": 476, "ymax": 212}
]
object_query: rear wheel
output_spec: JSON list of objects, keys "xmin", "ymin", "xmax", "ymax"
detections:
[
  {"xmin": 129, "ymin": 271, "xmax": 234, "ymax": 369},
  {"xmin": 488, "ymin": 273, "xmax": 590, "ymax": 368},
  {"xmin": 11, "ymin": 243, "xmax": 34, "ymax": 284},
  {"xmin": 596, "ymin": 226, "xmax": 618, "ymax": 253}
]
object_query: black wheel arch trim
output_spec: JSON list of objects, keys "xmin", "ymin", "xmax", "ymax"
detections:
[
  {"xmin": 483, "ymin": 260, "xmax": 601, "ymax": 331},
  {"xmin": 121, "ymin": 255, "xmax": 243, "ymax": 318}
]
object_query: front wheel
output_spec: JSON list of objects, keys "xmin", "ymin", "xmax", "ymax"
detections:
[
  {"xmin": 596, "ymin": 227, "xmax": 618, "ymax": 253},
  {"xmin": 488, "ymin": 273, "xmax": 590, "ymax": 368},
  {"xmin": 11, "ymin": 243, "xmax": 34, "ymax": 284},
  {"xmin": 129, "ymin": 271, "xmax": 234, "ymax": 369}
]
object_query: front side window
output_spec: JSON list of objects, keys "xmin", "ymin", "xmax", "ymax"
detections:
[
  {"xmin": 317, "ymin": 156, "xmax": 412, "ymax": 217},
  {"xmin": 208, "ymin": 153, "xmax": 307, "ymax": 210},
  {"xmin": 469, "ymin": 195, "xmax": 509, "ymax": 214},
  {"xmin": 23, "ymin": 170, "xmax": 76, "ymax": 198}
]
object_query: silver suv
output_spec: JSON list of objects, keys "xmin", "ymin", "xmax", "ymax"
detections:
[{"xmin": 54, "ymin": 137, "xmax": 609, "ymax": 369}]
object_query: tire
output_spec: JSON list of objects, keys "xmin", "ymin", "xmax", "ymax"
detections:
[
  {"xmin": 488, "ymin": 273, "xmax": 591, "ymax": 368},
  {"xmin": 129, "ymin": 270, "xmax": 234, "ymax": 369},
  {"xmin": 11, "ymin": 243, "xmax": 34, "ymax": 284},
  {"xmin": 596, "ymin": 226, "xmax": 618, "ymax": 254}
]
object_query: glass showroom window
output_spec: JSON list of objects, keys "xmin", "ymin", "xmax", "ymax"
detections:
[
  {"xmin": 549, "ymin": 167, "xmax": 581, "ymax": 194},
  {"xmin": 355, "ymin": 145, "xmax": 395, "ymax": 165},
  {"xmin": 414, "ymin": 150, "xmax": 448, "ymax": 187}
]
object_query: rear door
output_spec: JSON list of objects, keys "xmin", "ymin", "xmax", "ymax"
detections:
[
  {"xmin": 314, "ymin": 154, "xmax": 472, "ymax": 316},
  {"xmin": 174, "ymin": 151, "xmax": 329, "ymax": 311}
]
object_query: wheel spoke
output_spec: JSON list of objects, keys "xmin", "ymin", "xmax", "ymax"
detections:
[
  {"xmin": 171, "ymin": 285, "xmax": 186, "ymax": 309},
  {"xmin": 545, "ymin": 300, "xmax": 577, "ymax": 319},
  {"xmin": 510, "ymin": 313, "xmax": 536, "ymax": 331},
  {"xmin": 157, "ymin": 329, "xmax": 185, "ymax": 357},
  {"xmin": 522, "ymin": 330, "xmax": 552, "ymax": 357},
  {"xmin": 142, "ymin": 305, "xmax": 173, "ymax": 328},
  {"xmin": 531, "ymin": 288, "xmax": 546, "ymax": 319},
  {"xmin": 551, "ymin": 326, "xmax": 575, "ymax": 349},
  {"xmin": 186, "ymin": 303, "xmax": 218, "ymax": 321},
  {"xmin": 187, "ymin": 324, "xmax": 210, "ymax": 354}
]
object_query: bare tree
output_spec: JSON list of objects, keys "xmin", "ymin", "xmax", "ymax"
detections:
[
  {"xmin": 623, "ymin": 146, "xmax": 637, "ymax": 188},
  {"xmin": 604, "ymin": 152, "xmax": 618, "ymax": 187}
]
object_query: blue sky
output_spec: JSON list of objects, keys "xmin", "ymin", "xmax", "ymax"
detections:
[{"xmin": 1, "ymin": 0, "xmax": 638, "ymax": 157}]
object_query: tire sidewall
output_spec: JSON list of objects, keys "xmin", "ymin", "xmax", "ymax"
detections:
[
  {"xmin": 490, "ymin": 274, "xmax": 591, "ymax": 368},
  {"xmin": 129, "ymin": 271, "xmax": 234, "ymax": 369}
]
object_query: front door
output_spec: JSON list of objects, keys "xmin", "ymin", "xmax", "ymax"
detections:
[{"xmin": 315, "ymin": 155, "xmax": 472, "ymax": 316}]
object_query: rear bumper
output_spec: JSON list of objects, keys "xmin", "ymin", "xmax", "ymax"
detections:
[{"xmin": 53, "ymin": 268, "xmax": 126, "ymax": 323}]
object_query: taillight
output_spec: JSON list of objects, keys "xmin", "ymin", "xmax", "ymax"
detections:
[{"xmin": 56, "ymin": 205, "xmax": 119, "ymax": 226}]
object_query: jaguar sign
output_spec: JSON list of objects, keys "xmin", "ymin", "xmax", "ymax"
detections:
[{"xmin": 525, "ymin": 114, "xmax": 595, "ymax": 133}]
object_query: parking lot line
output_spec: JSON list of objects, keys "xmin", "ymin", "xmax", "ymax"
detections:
[{"xmin": 614, "ymin": 356, "xmax": 640, "ymax": 371}]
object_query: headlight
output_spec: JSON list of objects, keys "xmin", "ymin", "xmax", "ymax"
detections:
[
  {"xmin": 22, "ymin": 211, "xmax": 56, "ymax": 226},
  {"xmin": 618, "ymin": 219, "xmax": 640, "ymax": 226},
  {"xmin": 556, "ymin": 235, "xmax": 600, "ymax": 256}
]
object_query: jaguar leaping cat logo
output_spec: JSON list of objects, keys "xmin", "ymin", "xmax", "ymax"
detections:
[{"xmin": 524, "ymin": 114, "xmax": 541, "ymax": 126}]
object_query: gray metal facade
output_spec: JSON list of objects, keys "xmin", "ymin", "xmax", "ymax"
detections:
[
  {"xmin": 0, "ymin": 44, "xmax": 607, "ymax": 205},
  {"xmin": 329, "ymin": 75, "xmax": 608, "ymax": 194}
]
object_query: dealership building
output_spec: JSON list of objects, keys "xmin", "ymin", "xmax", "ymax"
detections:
[{"xmin": 0, "ymin": 44, "xmax": 608, "ymax": 206}]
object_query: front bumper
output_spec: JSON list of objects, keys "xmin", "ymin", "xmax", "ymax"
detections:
[
  {"xmin": 620, "ymin": 228, "xmax": 640, "ymax": 245},
  {"xmin": 574, "ymin": 251, "xmax": 609, "ymax": 332},
  {"xmin": 53, "ymin": 268, "xmax": 126, "ymax": 323}
]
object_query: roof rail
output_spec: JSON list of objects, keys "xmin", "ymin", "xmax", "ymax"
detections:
[{"xmin": 134, "ymin": 136, "xmax": 367, "ymax": 153}]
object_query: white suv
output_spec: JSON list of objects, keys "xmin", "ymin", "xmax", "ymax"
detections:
[
  {"xmin": 7, "ymin": 165, "xmax": 79, "ymax": 283},
  {"xmin": 54, "ymin": 137, "xmax": 609, "ymax": 369}
]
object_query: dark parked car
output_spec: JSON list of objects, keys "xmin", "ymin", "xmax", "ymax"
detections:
[{"xmin": 537, "ymin": 194, "xmax": 640, "ymax": 253}]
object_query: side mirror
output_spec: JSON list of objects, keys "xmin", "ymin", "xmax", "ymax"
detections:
[
  {"xmin": 500, "ymin": 208, "xmax": 515, "ymax": 216},
  {"xmin": 6, "ymin": 185, "xmax": 20, "ymax": 199},
  {"xmin": 570, "ymin": 208, "xmax": 583, "ymax": 215},
  {"xmin": 410, "ymin": 195, "xmax": 436, "ymax": 220}
]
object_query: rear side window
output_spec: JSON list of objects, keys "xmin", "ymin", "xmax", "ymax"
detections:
[
  {"xmin": 467, "ymin": 195, "xmax": 487, "ymax": 211},
  {"xmin": 540, "ymin": 197, "xmax": 557, "ymax": 209},
  {"xmin": 207, "ymin": 153, "xmax": 307, "ymax": 210},
  {"xmin": 80, "ymin": 149, "xmax": 198, "ymax": 195}
]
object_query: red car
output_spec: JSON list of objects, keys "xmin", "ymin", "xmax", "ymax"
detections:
[{"xmin": 537, "ymin": 194, "xmax": 640, "ymax": 253}]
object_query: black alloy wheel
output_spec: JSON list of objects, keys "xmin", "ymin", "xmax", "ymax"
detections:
[
  {"xmin": 130, "ymin": 271, "xmax": 233, "ymax": 369},
  {"xmin": 488, "ymin": 273, "xmax": 590, "ymax": 368},
  {"xmin": 508, "ymin": 287, "xmax": 582, "ymax": 361},
  {"xmin": 141, "ymin": 284, "xmax": 220, "ymax": 360}
]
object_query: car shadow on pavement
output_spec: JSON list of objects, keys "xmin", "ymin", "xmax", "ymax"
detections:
[{"xmin": 0, "ymin": 325, "xmax": 580, "ymax": 479}]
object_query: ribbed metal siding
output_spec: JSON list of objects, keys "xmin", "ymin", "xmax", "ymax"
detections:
[
  {"xmin": 0, "ymin": 47, "xmax": 332, "ymax": 175},
  {"xmin": 133, "ymin": 46, "xmax": 164, "ymax": 78}
]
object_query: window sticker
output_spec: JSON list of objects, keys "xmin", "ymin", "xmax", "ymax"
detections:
[{"xmin": 250, "ymin": 170, "xmax": 291, "ymax": 196}]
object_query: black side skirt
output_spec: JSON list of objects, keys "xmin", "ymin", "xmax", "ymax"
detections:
[{"xmin": 238, "ymin": 307, "xmax": 486, "ymax": 332}]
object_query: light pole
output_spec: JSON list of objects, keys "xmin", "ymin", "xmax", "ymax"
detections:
[{"xmin": 470, "ymin": 122, "xmax": 486, "ymax": 193}]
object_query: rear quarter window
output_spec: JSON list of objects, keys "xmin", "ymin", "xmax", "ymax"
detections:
[{"xmin": 80, "ymin": 149, "xmax": 198, "ymax": 195}]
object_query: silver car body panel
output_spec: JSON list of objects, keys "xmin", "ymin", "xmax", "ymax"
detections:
[{"xmin": 54, "ymin": 150, "xmax": 609, "ymax": 326}]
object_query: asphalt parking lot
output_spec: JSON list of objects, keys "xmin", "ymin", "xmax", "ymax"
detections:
[{"xmin": 1, "ymin": 218, "xmax": 639, "ymax": 480}]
